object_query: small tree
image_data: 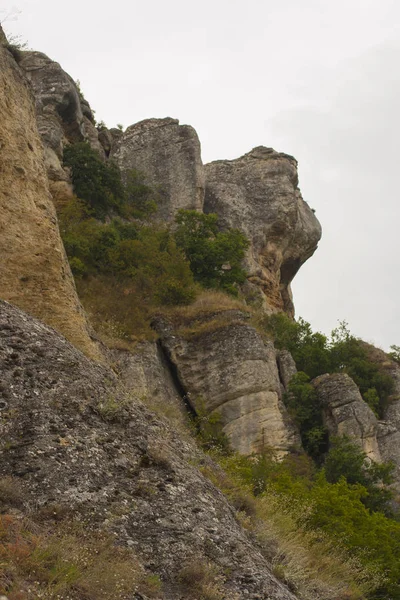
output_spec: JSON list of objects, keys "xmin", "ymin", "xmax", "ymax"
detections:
[
  {"xmin": 324, "ymin": 436, "xmax": 394, "ymax": 514},
  {"xmin": 174, "ymin": 210, "xmax": 249, "ymax": 294}
]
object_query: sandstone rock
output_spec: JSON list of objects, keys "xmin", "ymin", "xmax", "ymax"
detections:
[
  {"xmin": 0, "ymin": 41, "xmax": 100, "ymax": 360},
  {"xmin": 204, "ymin": 147, "xmax": 322, "ymax": 315},
  {"xmin": 111, "ymin": 117, "xmax": 205, "ymax": 221},
  {"xmin": 0, "ymin": 299, "xmax": 298, "ymax": 600},
  {"xmin": 110, "ymin": 342, "xmax": 190, "ymax": 432},
  {"xmin": 18, "ymin": 50, "xmax": 105, "ymax": 203},
  {"xmin": 313, "ymin": 373, "xmax": 381, "ymax": 461},
  {"xmin": 358, "ymin": 343, "xmax": 400, "ymax": 485},
  {"xmin": 155, "ymin": 313, "xmax": 300, "ymax": 456},
  {"xmin": 277, "ymin": 349, "xmax": 297, "ymax": 391},
  {"xmin": 98, "ymin": 127, "xmax": 114, "ymax": 156}
]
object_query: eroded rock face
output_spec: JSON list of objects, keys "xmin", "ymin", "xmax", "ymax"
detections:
[
  {"xmin": 0, "ymin": 300, "xmax": 297, "ymax": 600},
  {"xmin": 277, "ymin": 350, "xmax": 297, "ymax": 391},
  {"xmin": 313, "ymin": 373, "xmax": 381, "ymax": 461},
  {"xmin": 18, "ymin": 50, "xmax": 104, "ymax": 204},
  {"xmin": 205, "ymin": 147, "xmax": 322, "ymax": 315},
  {"xmin": 0, "ymin": 38, "xmax": 100, "ymax": 360},
  {"xmin": 111, "ymin": 117, "xmax": 205, "ymax": 221},
  {"xmin": 155, "ymin": 313, "xmax": 300, "ymax": 456},
  {"xmin": 358, "ymin": 343, "xmax": 400, "ymax": 485}
]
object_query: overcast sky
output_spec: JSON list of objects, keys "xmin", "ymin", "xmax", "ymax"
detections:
[{"xmin": 3, "ymin": 0, "xmax": 399, "ymax": 349}]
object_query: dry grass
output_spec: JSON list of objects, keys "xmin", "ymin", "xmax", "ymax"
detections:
[
  {"xmin": 160, "ymin": 290, "xmax": 250, "ymax": 327},
  {"xmin": 0, "ymin": 477, "xmax": 23, "ymax": 509},
  {"xmin": 200, "ymin": 462, "xmax": 381, "ymax": 600},
  {"xmin": 76, "ymin": 276, "xmax": 157, "ymax": 346},
  {"xmin": 139, "ymin": 393, "xmax": 193, "ymax": 441},
  {"xmin": 176, "ymin": 317, "xmax": 248, "ymax": 340},
  {"xmin": 178, "ymin": 558, "xmax": 225, "ymax": 600},
  {"xmin": 0, "ymin": 514, "xmax": 161, "ymax": 599}
]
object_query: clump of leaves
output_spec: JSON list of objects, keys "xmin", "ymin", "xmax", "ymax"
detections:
[
  {"xmin": 263, "ymin": 314, "xmax": 393, "ymax": 417},
  {"xmin": 63, "ymin": 142, "xmax": 158, "ymax": 220},
  {"xmin": 175, "ymin": 209, "xmax": 249, "ymax": 295}
]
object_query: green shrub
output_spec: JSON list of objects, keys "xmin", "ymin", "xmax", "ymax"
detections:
[
  {"xmin": 323, "ymin": 436, "xmax": 394, "ymax": 514},
  {"xmin": 215, "ymin": 450, "xmax": 400, "ymax": 599},
  {"xmin": 285, "ymin": 372, "xmax": 329, "ymax": 460},
  {"xmin": 263, "ymin": 314, "xmax": 394, "ymax": 418},
  {"xmin": 175, "ymin": 210, "xmax": 249, "ymax": 294},
  {"xmin": 63, "ymin": 142, "xmax": 124, "ymax": 218}
]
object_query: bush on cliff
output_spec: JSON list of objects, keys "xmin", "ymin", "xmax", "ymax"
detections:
[
  {"xmin": 59, "ymin": 197, "xmax": 196, "ymax": 342},
  {"xmin": 63, "ymin": 142, "xmax": 158, "ymax": 220},
  {"xmin": 175, "ymin": 210, "xmax": 249, "ymax": 295},
  {"xmin": 211, "ymin": 449, "xmax": 400, "ymax": 599},
  {"xmin": 263, "ymin": 313, "xmax": 393, "ymax": 417}
]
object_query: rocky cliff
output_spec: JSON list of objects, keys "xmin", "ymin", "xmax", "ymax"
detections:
[
  {"xmin": 313, "ymin": 373, "xmax": 382, "ymax": 461},
  {"xmin": 111, "ymin": 117, "xmax": 205, "ymax": 221},
  {"xmin": 0, "ymin": 299, "xmax": 297, "ymax": 600},
  {"xmin": 18, "ymin": 50, "xmax": 104, "ymax": 205},
  {"xmin": 155, "ymin": 312, "xmax": 300, "ymax": 456},
  {"xmin": 204, "ymin": 147, "xmax": 322, "ymax": 315},
  {"xmin": 3, "ymin": 28, "xmax": 400, "ymax": 599},
  {"xmin": 0, "ymin": 32, "xmax": 100, "ymax": 360},
  {"xmin": 14, "ymin": 47, "xmax": 321, "ymax": 313}
]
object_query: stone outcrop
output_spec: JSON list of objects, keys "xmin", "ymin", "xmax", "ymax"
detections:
[
  {"xmin": 277, "ymin": 349, "xmax": 298, "ymax": 391},
  {"xmin": 0, "ymin": 35, "xmax": 101, "ymax": 360},
  {"xmin": 358, "ymin": 344, "xmax": 400, "ymax": 485},
  {"xmin": 204, "ymin": 147, "xmax": 322, "ymax": 315},
  {"xmin": 313, "ymin": 373, "xmax": 381, "ymax": 461},
  {"xmin": 155, "ymin": 313, "xmax": 300, "ymax": 456},
  {"xmin": 111, "ymin": 117, "xmax": 205, "ymax": 220},
  {"xmin": 0, "ymin": 299, "xmax": 298, "ymax": 600},
  {"xmin": 18, "ymin": 50, "xmax": 104, "ymax": 205}
]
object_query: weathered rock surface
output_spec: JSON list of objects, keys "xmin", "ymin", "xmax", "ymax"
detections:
[
  {"xmin": 313, "ymin": 373, "xmax": 381, "ymax": 461},
  {"xmin": 277, "ymin": 349, "xmax": 298, "ymax": 391},
  {"xmin": 0, "ymin": 299, "xmax": 298, "ymax": 600},
  {"xmin": 359, "ymin": 344, "xmax": 400, "ymax": 485},
  {"xmin": 111, "ymin": 117, "xmax": 205, "ymax": 221},
  {"xmin": 0, "ymin": 36, "xmax": 100, "ymax": 360},
  {"xmin": 155, "ymin": 313, "xmax": 300, "ymax": 456},
  {"xmin": 204, "ymin": 147, "xmax": 322, "ymax": 315},
  {"xmin": 18, "ymin": 50, "xmax": 104, "ymax": 204}
]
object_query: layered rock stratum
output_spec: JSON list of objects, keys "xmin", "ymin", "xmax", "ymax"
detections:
[
  {"xmin": 155, "ymin": 313, "xmax": 300, "ymax": 456},
  {"xmin": 0, "ymin": 34, "xmax": 100, "ymax": 360}
]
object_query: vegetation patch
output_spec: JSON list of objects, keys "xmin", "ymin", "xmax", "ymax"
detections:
[{"xmin": 0, "ymin": 514, "xmax": 161, "ymax": 599}]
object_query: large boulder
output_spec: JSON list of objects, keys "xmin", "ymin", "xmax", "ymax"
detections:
[
  {"xmin": 0, "ymin": 36, "xmax": 100, "ymax": 360},
  {"xmin": 154, "ymin": 313, "xmax": 300, "ymax": 456},
  {"xmin": 312, "ymin": 373, "xmax": 381, "ymax": 461},
  {"xmin": 204, "ymin": 147, "xmax": 322, "ymax": 315},
  {"xmin": 111, "ymin": 117, "xmax": 205, "ymax": 221}
]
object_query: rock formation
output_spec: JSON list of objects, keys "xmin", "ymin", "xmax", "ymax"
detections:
[
  {"xmin": 313, "ymin": 373, "xmax": 381, "ymax": 461},
  {"xmin": 277, "ymin": 349, "xmax": 298, "ymax": 391},
  {"xmin": 13, "ymin": 45, "xmax": 321, "ymax": 316},
  {"xmin": 358, "ymin": 344, "xmax": 400, "ymax": 485},
  {"xmin": 0, "ymin": 35, "xmax": 100, "ymax": 360},
  {"xmin": 18, "ymin": 50, "xmax": 104, "ymax": 205},
  {"xmin": 111, "ymin": 117, "xmax": 205, "ymax": 221},
  {"xmin": 155, "ymin": 313, "xmax": 300, "ymax": 456},
  {"xmin": 204, "ymin": 147, "xmax": 322, "ymax": 315},
  {"xmin": 0, "ymin": 299, "xmax": 297, "ymax": 600}
]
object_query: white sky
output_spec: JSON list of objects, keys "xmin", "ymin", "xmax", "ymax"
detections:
[{"xmin": 3, "ymin": 0, "xmax": 400, "ymax": 349}]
